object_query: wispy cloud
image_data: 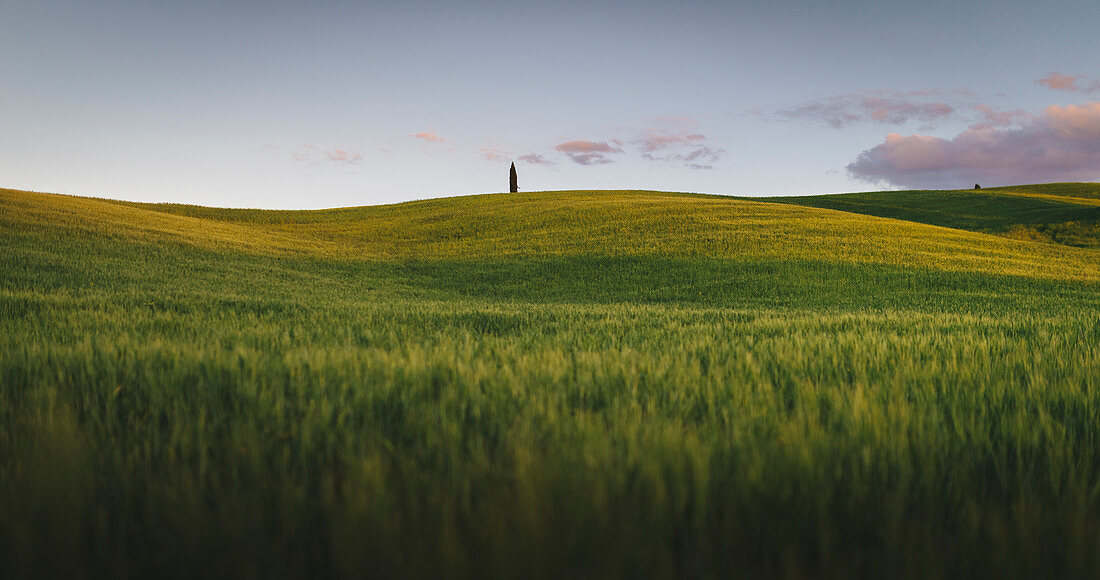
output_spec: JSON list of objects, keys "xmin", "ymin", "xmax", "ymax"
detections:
[
  {"xmin": 409, "ymin": 130, "xmax": 445, "ymax": 143},
  {"xmin": 324, "ymin": 149, "xmax": 363, "ymax": 163},
  {"xmin": 638, "ymin": 130, "xmax": 706, "ymax": 153},
  {"xmin": 847, "ymin": 102, "xmax": 1100, "ymax": 188},
  {"xmin": 480, "ymin": 147, "xmax": 556, "ymax": 166},
  {"xmin": 292, "ymin": 145, "xmax": 363, "ymax": 165},
  {"xmin": 763, "ymin": 89, "xmax": 979, "ymax": 129},
  {"xmin": 555, "ymin": 140, "xmax": 624, "ymax": 165},
  {"xmin": 517, "ymin": 153, "xmax": 554, "ymax": 166},
  {"xmin": 551, "ymin": 119, "xmax": 724, "ymax": 169},
  {"xmin": 1036, "ymin": 72, "xmax": 1100, "ymax": 94},
  {"xmin": 1037, "ymin": 72, "xmax": 1082, "ymax": 91},
  {"xmin": 971, "ymin": 105, "xmax": 1032, "ymax": 129},
  {"xmin": 1029, "ymin": 72, "xmax": 1100, "ymax": 94},
  {"xmin": 635, "ymin": 120, "xmax": 725, "ymax": 170},
  {"xmin": 480, "ymin": 147, "xmax": 510, "ymax": 162}
]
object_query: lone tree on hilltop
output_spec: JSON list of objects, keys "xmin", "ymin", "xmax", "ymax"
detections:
[
  {"xmin": 974, "ymin": 183, "xmax": 981, "ymax": 189},
  {"xmin": 510, "ymin": 162, "xmax": 519, "ymax": 193}
]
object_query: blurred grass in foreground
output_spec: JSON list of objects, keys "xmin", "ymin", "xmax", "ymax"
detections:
[{"xmin": 2, "ymin": 187, "xmax": 1100, "ymax": 578}]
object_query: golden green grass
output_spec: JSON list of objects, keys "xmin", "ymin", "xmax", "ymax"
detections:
[
  {"xmin": 765, "ymin": 183, "xmax": 1100, "ymax": 249},
  {"xmin": 6, "ymin": 187, "xmax": 1099, "ymax": 281},
  {"xmin": 2, "ymin": 185, "xmax": 1100, "ymax": 579}
]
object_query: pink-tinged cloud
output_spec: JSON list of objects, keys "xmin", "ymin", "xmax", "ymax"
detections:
[
  {"xmin": 972, "ymin": 105, "xmax": 1032, "ymax": 129},
  {"xmin": 517, "ymin": 153, "xmax": 554, "ymax": 166},
  {"xmin": 409, "ymin": 130, "xmax": 445, "ymax": 143},
  {"xmin": 638, "ymin": 130, "xmax": 706, "ymax": 152},
  {"xmin": 847, "ymin": 102, "xmax": 1100, "ymax": 188},
  {"xmin": 480, "ymin": 147, "xmax": 510, "ymax": 162},
  {"xmin": 636, "ymin": 128, "xmax": 725, "ymax": 170},
  {"xmin": 1038, "ymin": 72, "xmax": 1080, "ymax": 91},
  {"xmin": 1036, "ymin": 72, "xmax": 1100, "ymax": 94},
  {"xmin": 1046, "ymin": 103, "xmax": 1100, "ymax": 139},
  {"xmin": 555, "ymin": 140, "xmax": 624, "ymax": 165},
  {"xmin": 771, "ymin": 92, "xmax": 961, "ymax": 128},
  {"xmin": 325, "ymin": 149, "xmax": 363, "ymax": 163}
]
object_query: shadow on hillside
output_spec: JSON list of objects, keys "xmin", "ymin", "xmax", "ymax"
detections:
[{"xmin": 389, "ymin": 256, "xmax": 1099, "ymax": 313}]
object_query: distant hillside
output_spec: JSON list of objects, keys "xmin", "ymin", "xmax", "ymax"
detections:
[
  {"xmin": 760, "ymin": 183, "xmax": 1100, "ymax": 248},
  {"xmin": 986, "ymin": 182, "xmax": 1100, "ymax": 200},
  {"xmin": 2, "ymin": 186, "xmax": 1098, "ymax": 283}
]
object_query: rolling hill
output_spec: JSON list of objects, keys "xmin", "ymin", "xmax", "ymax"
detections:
[
  {"xmin": 4, "ymin": 186, "xmax": 1099, "ymax": 282},
  {"xmin": 760, "ymin": 182, "xmax": 1100, "ymax": 248}
]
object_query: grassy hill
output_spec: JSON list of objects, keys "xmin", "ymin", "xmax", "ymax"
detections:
[
  {"xmin": 986, "ymin": 182, "xmax": 1100, "ymax": 200},
  {"xmin": 7, "ymin": 187, "xmax": 1099, "ymax": 280},
  {"xmin": 2, "ymin": 186, "xmax": 1100, "ymax": 579},
  {"xmin": 761, "ymin": 182, "xmax": 1100, "ymax": 248}
]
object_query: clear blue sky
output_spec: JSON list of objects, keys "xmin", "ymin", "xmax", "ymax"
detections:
[{"xmin": 3, "ymin": 0, "xmax": 1099, "ymax": 208}]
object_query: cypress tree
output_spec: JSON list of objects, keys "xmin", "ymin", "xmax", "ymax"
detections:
[{"xmin": 509, "ymin": 162, "xmax": 519, "ymax": 193}]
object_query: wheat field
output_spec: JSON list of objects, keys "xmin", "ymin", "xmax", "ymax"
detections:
[{"xmin": 2, "ymin": 186, "xmax": 1099, "ymax": 578}]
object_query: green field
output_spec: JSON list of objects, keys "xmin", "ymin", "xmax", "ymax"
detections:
[
  {"xmin": 761, "ymin": 183, "xmax": 1100, "ymax": 248},
  {"xmin": 2, "ymin": 185, "xmax": 1100, "ymax": 578}
]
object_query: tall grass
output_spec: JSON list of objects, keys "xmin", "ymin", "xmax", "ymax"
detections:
[{"xmin": 2, "ymin": 188, "xmax": 1100, "ymax": 578}]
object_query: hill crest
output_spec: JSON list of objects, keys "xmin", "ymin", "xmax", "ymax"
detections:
[{"xmin": 2, "ymin": 186, "xmax": 1097, "ymax": 283}]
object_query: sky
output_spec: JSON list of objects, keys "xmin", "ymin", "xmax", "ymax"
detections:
[{"xmin": 2, "ymin": 0, "xmax": 1099, "ymax": 209}]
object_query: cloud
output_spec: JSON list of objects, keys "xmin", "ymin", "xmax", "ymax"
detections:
[
  {"xmin": 292, "ymin": 145, "xmax": 363, "ymax": 165},
  {"xmin": 481, "ymin": 148, "xmax": 555, "ymax": 165},
  {"xmin": 1036, "ymin": 72, "xmax": 1100, "ymax": 94},
  {"xmin": 325, "ymin": 149, "xmax": 363, "ymax": 163},
  {"xmin": 555, "ymin": 140, "xmax": 624, "ymax": 165},
  {"xmin": 768, "ymin": 91, "xmax": 965, "ymax": 129},
  {"xmin": 971, "ymin": 105, "xmax": 1032, "ymax": 130},
  {"xmin": 1037, "ymin": 72, "xmax": 1082, "ymax": 92},
  {"xmin": 1035, "ymin": 72, "xmax": 1100, "ymax": 93},
  {"xmin": 636, "ymin": 127, "xmax": 725, "ymax": 170},
  {"xmin": 480, "ymin": 147, "xmax": 510, "ymax": 162},
  {"xmin": 847, "ymin": 102, "xmax": 1100, "ymax": 188},
  {"xmin": 638, "ymin": 130, "xmax": 706, "ymax": 153},
  {"xmin": 517, "ymin": 153, "xmax": 554, "ymax": 166},
  {"xmin": 551, "ymin": 120, "xmax": 724, "ymax": 169},
  {"xmin": 409, "ymin": 130, "xmax": 445, "ymax": 143}
]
